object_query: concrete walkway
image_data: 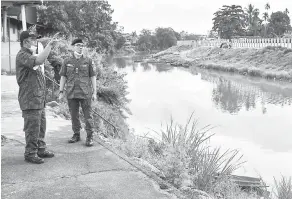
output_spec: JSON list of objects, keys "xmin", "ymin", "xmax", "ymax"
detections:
[{"xmin": 1, "ymin": 75, "xmax": 176, "ymax": 199}]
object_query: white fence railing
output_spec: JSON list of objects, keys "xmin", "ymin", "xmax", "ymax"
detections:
[{"xmin": 177, "ymin": 38, "xmax": 292, "ymax": 49}]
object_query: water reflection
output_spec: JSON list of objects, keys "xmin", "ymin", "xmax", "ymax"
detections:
[
  {"xmin": 200, "ymin": 71, "xmax": 292, "ymax": 114},
  {"xmin": 140, "ymin": 62, "xmax": 151, "ymax": 71},
  {"xmin": 212, "ymin": 78, "xmax": 257, "ymax": 114},
  {"xmin": 113, "ymin": 57, "xmax": 129, "ymax": 68},
  {"xmin": 113, "ymin": 57, "xmax": 174, "ymax": 73},
  {"xmin": 112, "ymin": 57, "xmax": 292, "ymax": 115}
]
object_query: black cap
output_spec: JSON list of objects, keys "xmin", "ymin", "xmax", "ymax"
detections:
[
  {"xmin": 71, "ymin": 38, "xmax": 83, "ymax": 46},
  {"xmin": 20, "ymin": 31, "xmax": 37, "ymax": 42}
]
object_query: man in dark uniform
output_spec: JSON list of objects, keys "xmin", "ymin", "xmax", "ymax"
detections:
[
  {"xmin": 59, "ymin": 39, "xmax": 97, "ymax": 146},
  {"xmin": 16, "ymin": 31, "xmax": 57, "ymax": 164}
]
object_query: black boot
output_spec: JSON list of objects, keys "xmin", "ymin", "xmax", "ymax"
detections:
[
  {"xmin": 68, "ymin": 133, "xmax": 80, "ymax": 143},
  {"xmin": 37, "ymin": 150, "xmax": 55, "ymax": 158},
  {"xmin": 85, "ymin": 135, "xmax": 93, "ymax": 147},
  {"xmin": 25, "ymin": 155, "xmax": 45, "ymax": 164}
]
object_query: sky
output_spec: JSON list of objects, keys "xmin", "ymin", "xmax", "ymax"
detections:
[{"xmin": 108, "ymin": 0, "xmax": 292, "ymax": 35}]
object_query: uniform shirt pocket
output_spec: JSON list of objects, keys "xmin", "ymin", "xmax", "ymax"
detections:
[
  {"xmin": 66, "ymin": 63, "xmax": 75, "ymax": 78},
  {"xmin": 80, "ymin": 64, "xmax": 89, "ymax": 76}
]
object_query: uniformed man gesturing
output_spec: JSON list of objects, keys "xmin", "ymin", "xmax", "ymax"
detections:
[
  {"xmin": 16, "ymin": 31, "xmax": 57, "ymax": 164},
  {"xmin": 59, "ymin": 39, "xmax": 97, "ymax": 146}
]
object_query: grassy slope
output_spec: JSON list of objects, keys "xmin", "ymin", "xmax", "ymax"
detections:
[{"xmin": 156, "ymin": 46, "xmax": 292, "ymax": 81}]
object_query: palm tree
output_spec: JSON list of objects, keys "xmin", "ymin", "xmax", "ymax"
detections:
[
  {"xmin": 245, "ymin": 4, "xmax": 255, "ymax": 27},
  {"xmin": 263, "ymin": 12, "xmax": 269, "ymax": 22},
  {"xmin": 284, "ymin": 8, "xmax": 289, "ymax": 15},
  {"xmin": 262, "ymin": 12, "xmax": 269, "ymax": 37},
  {"xmin": 263, "ymin": 3, "xmax": 271, "ymax": 37},
  {"xmin": 245, "ymin": 4, "xmax": 261, "ymax": 36},
  {"xmin": 265, "ymin": 3, "xmax": 270, "ymax": 11}
]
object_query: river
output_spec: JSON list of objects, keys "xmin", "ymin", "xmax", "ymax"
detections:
[{"xmin": 109, "ymin": 56, "xmax": 292, "ymax": 187}]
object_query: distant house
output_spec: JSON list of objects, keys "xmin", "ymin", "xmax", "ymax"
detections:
[
  {"xmin": 1, "ymin": 1, "xmax": 41, "ymax": 42},
  {"xmin": 1, "ymin": 1, "xmax": 41, "ymax": 72}
]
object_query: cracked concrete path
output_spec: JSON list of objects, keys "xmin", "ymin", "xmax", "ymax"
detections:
[{"xmin": 1, "ymin": 75, "xmax": 175, "ymax": 199}]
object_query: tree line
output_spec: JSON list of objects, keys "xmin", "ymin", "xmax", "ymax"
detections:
[
  {"xmin": 37, "ymin": 1, "xmax": 187, "ymax": 53},
  {"xmin": 37, "ymin": 1, "xmax": 291, "ymax": 53},
  {"xmin": 115, "ymin": 28, "xmax": 208, "ymax": 52},
  {"xmin": 212, "ymin": 3, "xmax": 292, "ymax": 40}
]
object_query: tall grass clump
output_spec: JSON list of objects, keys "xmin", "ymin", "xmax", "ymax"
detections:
[
  {"xmin": 157, "ymin": 114, "xmax": 245, "ymax": 193},
  {"xmin": 112, "ymin": 113, "xmax": 246, "ymax": 198},
  {"xmin": 273, "ymin": 176, "xmax": 292, "ymax": 199}
]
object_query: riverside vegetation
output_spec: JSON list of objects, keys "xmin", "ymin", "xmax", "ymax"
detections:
[{"xmin": 40, "ymin": 38, "xmax": 292, "ymax": 199}]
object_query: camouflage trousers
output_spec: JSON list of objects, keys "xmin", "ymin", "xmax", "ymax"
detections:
[
  {"xmin": 68, "ymin": 99, "xmax": 94, "ymax": 137},
  {"xmin": 22, "ymin": 109, "xmax": 46, "ymax": 157}
]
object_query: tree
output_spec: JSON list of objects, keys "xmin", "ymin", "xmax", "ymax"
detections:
[
  {"xmin": 262, "ymin": 3, "xmax": 271, "ymax": 37},
  {"xmin": 115, "ymin": 35, "xmax": 126, "ymax": 50},
  {"xmin": 184, "ymin": 34, "xmax": 201, "ymax": 40},
  {"xmin": 208, "ymin": 30, "xmax": 218, "ymax": 38},
  {"xmin": 173, "ymin": 31, "xmax": 181, "ymax": 40},
  {"xmin": 245, "ymin": 4, "xmax": 262, "ymax": 36},
  {"xmin": 265, "ymin": 3, "xmax": 270, "ymax": 11},
  {"xmin": 212, "ymin": 5, "xmax": 247, "ymax": 40},
  {"xmin": 263, "ymin": 12, "xmax": 269, "ymax": 22},
  {"xmin": 155, "ymin": 27, "xmax": 177, "ymax": 50},
  {"xmin": 141, "ymin": 29, "xmax": 152, "ymax": 36},
  {"xmin": 267, "ymin": 11, "xmax": 292, "ymax": 37},
  {"xmin": 37, "ymin": 1, "xmax": 118, "ymax": 52},
  {"xmin": 264, "ymin": 3, "xmax": 271, "ymax": 22},
  {"xmin": 179, "ymin": 31, "xmax": 188, "ymax": 40},
  {"xmin": 131, "ymin": 31, "xmax": 137, "ymax": 37},
  {"xmin": 136, "ymin": 29, "xmax": 153, "ymax": 51}
]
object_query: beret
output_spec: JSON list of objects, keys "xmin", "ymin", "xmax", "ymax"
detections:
[
  {"xmin": 20, "ymin": 31, "xmax": 37, "ymax": 42},
  {"xmin": 71, "ymin": 38, "xmax": 84, "ymax": 46}
]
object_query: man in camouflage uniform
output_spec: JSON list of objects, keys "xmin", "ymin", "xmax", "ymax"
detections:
[
  {"xmin": 16, "ymin": 31, "xmax": 57, "ymax": 164},
  {"xmin": 59, "ymin": 39, "xmax": 97, "ymax": 146}
]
